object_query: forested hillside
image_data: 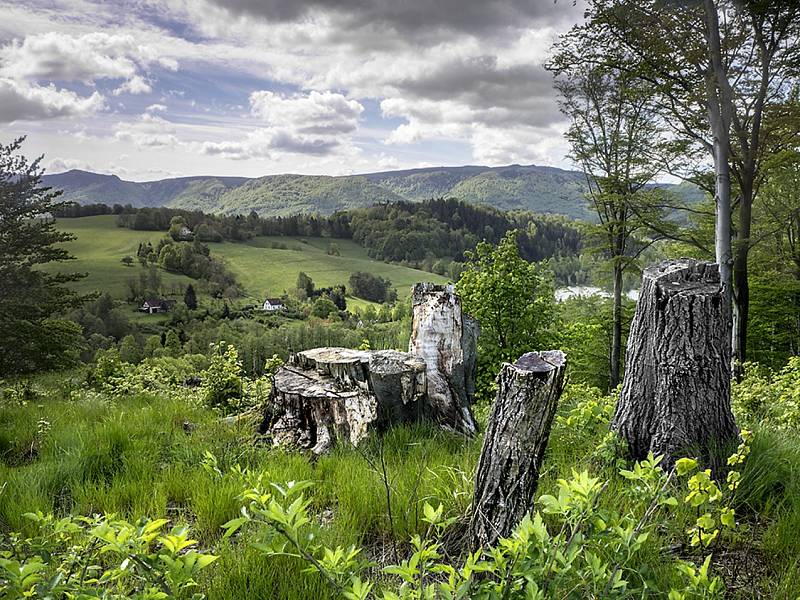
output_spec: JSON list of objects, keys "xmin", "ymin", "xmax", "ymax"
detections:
[
  {"xmin": 42, "ymin": 170, "xmax": 247, "ymax": 209},
  {"xmin": 63, "ymin": 198, "xmax": 583, "ymax": 278},
  {"xmin": 41, "ymin": 164, "xmax": 615, "ymax": 219}
]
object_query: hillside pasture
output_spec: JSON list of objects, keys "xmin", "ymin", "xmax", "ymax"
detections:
[{"xmin": 47, "ymin": 215, "xmax": 448, "ymax": 307}]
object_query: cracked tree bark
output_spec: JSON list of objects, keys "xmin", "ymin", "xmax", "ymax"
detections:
[
  {"xmin": 265, "ymin": 347, "xmax": 426, "ymax": 454},
  {"xmin": 470, "ymin": 350, "xmax": 567, "ymax": 549},
  {"xmin": 611, "ymin": 259, "xmax": 739, "ymax": 473},
  {"xmin": 409, "ymin": 283, "xmax": 478, "ymax": 436}
]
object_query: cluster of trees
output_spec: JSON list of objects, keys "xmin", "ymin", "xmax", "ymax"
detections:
[
  {"xmin": 116, "ymin": 207, "xmax": 260, "ymax": 242},
  {"xmin": 52, "ymin": 202, "xmax": 132, "ymax": 218},
  {"xmin": 294, "ymin": 270, "xmax": 402, "ymax": 313},
  {"xmin": 347, "ymin": 198, "xmax": 582, "ymax": 267},
  {"xmin": 348, "ymin": 271, "xmax": 397, "ymax": 304},
  {"xmin": 295, "ymin": 272, "xmax": 348, "ymax": 311},
  {"xmin": 134, "ymin": 237, "xmax": 240, "ymax": 299},
  {"xmin": 549, "ymin": 0, "xmax": 800, "ymax": 380}
]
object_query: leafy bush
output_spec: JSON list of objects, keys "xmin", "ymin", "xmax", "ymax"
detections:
[
  {"xmin": 201, "ymin": 343, "xmax": 244, "ymax": 412},
  {"xmin": 224, "ymin": 455, "xmax": 729, "ymax": 600},
  {"xmin": 556, "ymin": 383, "xmax": 615, "ymax": 433},
  {"xmin": 732, "ymin": 358, "xmax": 800, "ymax": 430},
  {"xmin": 89, "ymin": 352, "xmax": 206, "ymax": 399},
  {"xmin": 0, "ymin": 512, "xmax": 217, "ymax": 599}
]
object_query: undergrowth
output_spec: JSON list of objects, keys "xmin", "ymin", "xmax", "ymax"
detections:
[{"xmin": 0, "ymin": 365, "xmax": 798, "ymax": 598}]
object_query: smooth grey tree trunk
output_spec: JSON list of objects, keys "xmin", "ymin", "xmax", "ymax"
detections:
[
  {"xmin": 611, "ymin": 260, "xmax": 739, "ymax": 473},
  {"xmin": 703, "ymin": 0, "xmax": 734, "ymax": 334},
  {"xmin": 470, "ymin": 350, "xmax": 567, "ymax": 549},
  {"xmin": 611, "ymin": 260, "xmax": 624, "ymax": 389},
  {"xmin": 409, "ymin": 283, "xmax": 478, "ymax": 436}
]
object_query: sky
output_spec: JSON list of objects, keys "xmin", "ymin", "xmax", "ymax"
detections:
[{"xmin": 0, "ymin": 0, "xmax": 586, "ymax": 181}]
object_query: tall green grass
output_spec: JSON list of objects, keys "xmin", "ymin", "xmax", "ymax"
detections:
[
  {"xmin": 0, "ymin": 377, "xmax": 479, "ymax": 598},
  {"xmin": 2, "ymin": 373, "xmax": 799, "ymax": 598}
]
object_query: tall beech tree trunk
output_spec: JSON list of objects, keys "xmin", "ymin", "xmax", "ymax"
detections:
[
  {"xmin": 471, "ymin": 350, "xmax": 567, "ymax": 549},
  {"xmin": 611, "ymin": 260, "xmax": 738, "ymax": 473},
  {"xmin": 409, "ymin": 283, "xmax": 478, "ymax": 436},
  {"xmin": 703, "ymin": 0, "xmax": 734, "ymax": 342},
  {"xmin": 610, "ymin": 260, "xmax": 624, "ymax": 389}
]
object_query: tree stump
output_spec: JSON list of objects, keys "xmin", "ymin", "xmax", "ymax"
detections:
[
  {"xmin": 290, "ymin": 347, "xmax": 371, "ymax": 389},
  {"xmin": 268, "ymin": 365, "xmax": 377, "ymax": 454},
  {"xmin": 265, "ymin": 347, "xmax": 427, "ymax": 453},
  {"xmin": 368, "ymin": 350, "xmax": 427, "ymax": 424},
  {"xmin": 409, "ymin": 283, "xmax": 478, "ymax": 436},
  {"xmin": 611, "ymin": 259, "xmax": 739, "ymax": 472},
  {"xmin": 470, "ymin": 350, "xmax": 567, "ymax": 549}
]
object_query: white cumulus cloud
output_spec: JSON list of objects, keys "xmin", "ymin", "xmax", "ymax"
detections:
[
  {"xmin": 0, "ymin": 77, "xmax": 104, "ymax": 123},
  {"xmin": 113, "ymin": 75, "xmax": 152, "ymax": 96},
  {"xmin": 113, "ymin": 113, "xmax": 179, "ymax": 148},
  {"xmin": 249, "ymin": 90, "xmax": 363, "ymax": 135}
]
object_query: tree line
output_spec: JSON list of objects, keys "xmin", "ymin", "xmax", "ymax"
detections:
[{"xmin": 58, "ymin": 198, "xmax": 583, "ymax": 268}]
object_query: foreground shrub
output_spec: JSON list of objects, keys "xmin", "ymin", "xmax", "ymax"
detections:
[
  {"xmin": 223, "ymin": 452, "xmax": 735, "ymax": 599},
  {"xmin": 89, "ymin": 350, "xmax": 206, "ymax": 399},
  {"xmin": 0, "ymin": 512, "xmax": 217, "ymax": 599},
  {"xmin": 732, "ymin": 358, "xmax": 800, "ymax": 430},
  {"xmin": 201, "ymin": 343, "xmax": 244, "ymax": 412}
]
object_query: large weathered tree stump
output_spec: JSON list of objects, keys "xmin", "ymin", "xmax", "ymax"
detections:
[
  {"xmin": 409, "ymin": 283, "xmax": 478, "ymax": 436},
  {"xmin": 265, "ymin": 347, "xmax": 426, "ymax": 453},
  {"xmin": 611, "ymin": 259, "xmax": 739, "ymax": 472},
  {"xmin": 269, "ymin": 365, "xmax": 376, "ymax": 454},
  {"xmin": 470, "ymin": 350, "xmax": 567, "ymax": 549},
  {"xmin": 368, "ymin": 350, "xmax": 427, "ymax": 424}
]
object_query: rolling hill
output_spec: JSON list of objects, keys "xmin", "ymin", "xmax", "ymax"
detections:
[
  {"xmin": 46, "ymin": 215, "xmax": 447, "ymax": 307},
  {"xmin": 43, "ymin": 171, "xmax": 248, "ymax": 209},
  {"xmin": 43, "ymin": 164, "xmax": 597, "ymax": 219}
]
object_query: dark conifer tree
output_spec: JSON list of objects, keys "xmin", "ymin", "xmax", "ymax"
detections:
[
  {"xmin": 0, "ymin": 137, "xmax": 89, "ymax": 375},
  {"xmin": 184, "ymin": 284, "xmax": 198, "ymax": 310}
]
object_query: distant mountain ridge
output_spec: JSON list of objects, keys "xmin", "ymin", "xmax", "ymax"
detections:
[{"xmin": 43, "ymin": 164, "xmax": 698, "ymax": 220}]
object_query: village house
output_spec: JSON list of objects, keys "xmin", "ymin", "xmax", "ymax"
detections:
[
  {"xmin": 140, "ymin": 298, "xmax": 171, "ymax": 314},
  {"xmin": 262, "ymin": 297, "xmax": 286, "ymax": 312}
]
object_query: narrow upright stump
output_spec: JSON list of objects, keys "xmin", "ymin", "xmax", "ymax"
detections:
[
  {"xmin": 470, "ymin": 350, "xmax": 566, "ymax": 549},
  {"xmin": 409, "ymin": 283, "xmax": 478, "ymax": 436},
  {"xmin": 612, "ymin": 259, "xmax": 738, "ymax": 472}
]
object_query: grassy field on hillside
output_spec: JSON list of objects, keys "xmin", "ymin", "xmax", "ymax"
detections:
[{"xmin": 50, "ymin": 216, "xmax": 447, "ymax": 307}]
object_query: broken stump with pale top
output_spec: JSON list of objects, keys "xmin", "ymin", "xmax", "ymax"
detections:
[
  {"xmin": 470, "ymin": 350, "xmax": 567, "ymax": 549},
  {"xmin": 265, "ymin": 347, "xmax": 426, "ymax": 454}
]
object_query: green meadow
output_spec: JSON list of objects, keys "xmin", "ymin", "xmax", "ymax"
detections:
[{"xmin": 50, "ymin": 215, "xmax": 447, "ymax": 307}]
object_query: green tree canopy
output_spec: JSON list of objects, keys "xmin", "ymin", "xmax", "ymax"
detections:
[
  {"xmin": 310, "ymin": 297, "xmax": 339, "ymax": 319},
  {"xmin": 456, "ymin": 230, "xmax": 557, "ymax": 399},
  {"xmin": 0, "ymin": 138, "xmax": 88, "ymax": 375},
  {"xmin": 184, "ymin": 283, "xmax": 198, "ymax": 310}
]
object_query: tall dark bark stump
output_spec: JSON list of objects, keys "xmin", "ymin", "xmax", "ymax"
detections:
[
  {"xmin": 470, "ymin": 350, "xmax": 567, "ymax": 550},
  {"xmin": 409, "ymin": 283, "xmax": 478, "ymax": 436},
  {"xmin": 611, "ymin": 259, "xmax": 739, "ymax": 473}
]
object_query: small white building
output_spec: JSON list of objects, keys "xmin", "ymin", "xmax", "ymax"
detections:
[
  {"xmin": 262, "ymin": 297, "xmax": 286, "ymax": 312},
  {"xmin": 140, "ymin": 298, "xmax": 170, "ymax": 314}
]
